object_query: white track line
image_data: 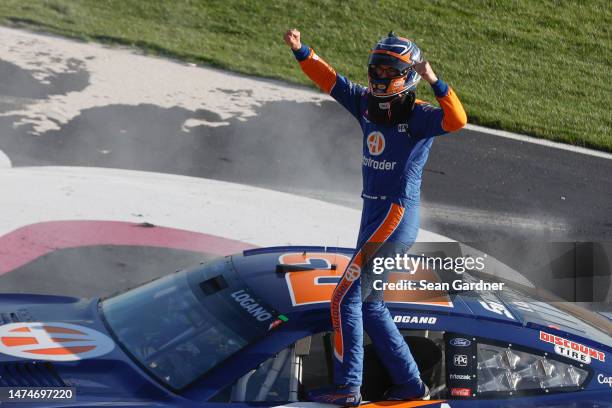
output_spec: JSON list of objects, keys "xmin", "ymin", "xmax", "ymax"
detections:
[
  {"xmin": 465, "ymin": 124, "xmax": 612, "ymax": 160},
  {"xmin": 0, "ymin": 150, "xmax": 11, "ymax": 168}
]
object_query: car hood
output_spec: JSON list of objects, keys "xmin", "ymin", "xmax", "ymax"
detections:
[{"xmin": 0, "ymin": 293, "xmax": 168, "ymax": 401}]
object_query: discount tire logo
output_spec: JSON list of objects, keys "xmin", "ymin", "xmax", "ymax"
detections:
[
  {"xmin": 0, "ymin": 322, "xmax": 115, "ymax": 361},
  {"xmin": 539, "ymin": 331, "xmax": 605, "ymax": 364}
]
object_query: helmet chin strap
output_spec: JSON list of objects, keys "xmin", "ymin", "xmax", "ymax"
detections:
[{"xmin": 367, "ymin": 91, "xmax": 415, "ymax": 125}]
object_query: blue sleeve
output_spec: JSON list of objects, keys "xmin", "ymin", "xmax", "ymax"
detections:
[
  {"xmin": 329, "ymin": 74, "xmax": 367, "ymax": 121},
  {"xmin": 430, "ymin": 79, "xmax": 449, "ymax": 98},
  {"xmin": 410, "ymin": 102, "xmax": 446, "ymax": 138},
  {"xmin": 409, "ymin": 80, "xmax": 452, "ymax": 138},
  {"xmin": 292, "ymin": 44, "xmax": 311, "ymax": 61}
]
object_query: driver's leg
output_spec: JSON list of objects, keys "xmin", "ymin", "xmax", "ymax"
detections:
[
  {"xmin": 308, "ymin": 202, "xmax": 405, "ymax": 406},
  {"xmin": 361, "ymin": 207, "xmax": 429, "ymax": 400}
]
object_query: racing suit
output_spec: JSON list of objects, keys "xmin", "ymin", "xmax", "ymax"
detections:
[{"xmin": 292, "ymin": 45, "xmax": 467, "ymax": 388}]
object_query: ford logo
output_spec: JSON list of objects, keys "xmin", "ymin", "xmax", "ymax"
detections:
[{"xmin": 450, "ymin": 338, "xmax": 471, "ymax": 347}]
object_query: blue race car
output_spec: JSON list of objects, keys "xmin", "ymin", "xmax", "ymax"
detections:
[{"xmin": 0, "ymin": 246, "xmax": 610, "ymax": 407}]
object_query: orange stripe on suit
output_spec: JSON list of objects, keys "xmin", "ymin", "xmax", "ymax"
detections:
[
  {"xmin": 331, "ymin": 203, "xmax": 405, "ymax": 361},
  {"xmin": 299, "ymin": 48, "xmax": 337, "ymax": 94}
]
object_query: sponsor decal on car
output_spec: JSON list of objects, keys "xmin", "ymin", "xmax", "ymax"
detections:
[
  {"xmin": 345, "ymin": 263, "xmax": 361, "ymax": 282},
  {"xmin": 597, "ymin": 374, "xmax": 612, "ymax": 387},
  {"xmin": 393, "ymin": 315, "xmax": 437, "ymax": 324},
  {"xmin": 450, "ymin": 387, "xmax": 472, "ymax": 397},
  {"xmin": 267, "ymin": 315, "xmax": 289, "ymax": 331},
  {"xmin": 478, "ymin": 300, "xmax": 515, "ymax": 320},
  {"xmin": 231, "ymin": 289, "xmax": 273, "ymax": 322},
  {"xmin": 449, "ymin": 374, "xmax": 471, "ymax": 381},
  {"xmin": 0, "ymin": 322, "xmax": 115, "ymax": 362},
  {"xmin": 539, "ymin": 331, "xmax": 605, "ymax": 363},
  {"xmin": 453, "ymin": 354, "xmax": 468, "ymax": 367},
  {"xmin": 450, "ymin": 338, "xmax": 471, "ymax": 347}
]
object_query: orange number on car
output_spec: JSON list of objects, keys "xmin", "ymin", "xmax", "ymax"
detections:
[
  {"xmin": 281, "ymin": 252, "xmax": 453, "ymax": 308},
  {"xmin": 280, "ymin": 252, "xmax": 351, "ymax": 306}
]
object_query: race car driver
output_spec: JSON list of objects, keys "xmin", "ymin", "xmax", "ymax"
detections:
[{"xmin": 283, "ymin": 29, "xmax": 467, "ymax": 405}]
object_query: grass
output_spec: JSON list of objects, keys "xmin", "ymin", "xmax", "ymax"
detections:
[{"xmin": 0, "ymin": 0, "xmax": 610, "ymax": 151}]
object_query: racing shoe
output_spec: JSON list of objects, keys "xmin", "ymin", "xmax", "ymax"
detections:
[
  {"xmin": 384, "ymin": 381, "xmax": 430, "ymax": 401},
  {"xmin": 307, "ymin": 385, "xmax": 362, "ymax": 406}
]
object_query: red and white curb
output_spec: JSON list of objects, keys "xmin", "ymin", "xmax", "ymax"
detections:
[{"xmin": 0, "ymin": 165, "xmax": 451, "ymax": 245}]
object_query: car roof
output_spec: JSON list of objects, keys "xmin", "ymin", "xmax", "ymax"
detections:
[{"xmin": 231, "ymin": 246, "xmax": 612, "ymax": 349}]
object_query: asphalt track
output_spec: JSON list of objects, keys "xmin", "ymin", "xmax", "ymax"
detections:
[
  {"xmin": 2, "ymin": 78, "xmax": 611, "ymax": 241},
  {"xmin": 0, "ymin": 27, "xmax": 610, "ymax": 304}
]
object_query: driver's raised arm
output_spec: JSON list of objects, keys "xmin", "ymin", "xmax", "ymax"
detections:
[{"xmin": 283, "ymin": 28, "xmax": 364, "ymax": 120}]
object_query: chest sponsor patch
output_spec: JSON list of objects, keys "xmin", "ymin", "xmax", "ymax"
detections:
[
  {"xmin": 366, "ymin": 131, "xmax": 385, "ymax": 156},
  {"xmin": 0, "ymin": 322, "xmax": 115, "ymax": 361}
]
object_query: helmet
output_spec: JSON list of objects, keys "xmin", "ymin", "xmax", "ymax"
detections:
[{"xmin": 368, "ymin": 32, "xmax": 422, "ymax": 98}]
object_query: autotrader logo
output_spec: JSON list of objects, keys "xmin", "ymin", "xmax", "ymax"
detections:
[
  {"xmin": 366, "ymin": 132, "xmax": 385, "ymax": 156},
  {"xmin": 0, "ymin": 322, "xmax": 115, "ymax": 361}
]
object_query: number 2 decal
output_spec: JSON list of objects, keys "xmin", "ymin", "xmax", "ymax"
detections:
[
  {"xmin": 280, "ymin": 252, "xmax": 350, "ymax": 306},
  {"xmin": 281, "ymin": 252, "xmax": 453, "ymax": 308}
]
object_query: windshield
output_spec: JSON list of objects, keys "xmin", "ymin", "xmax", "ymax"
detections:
[{"xmin": 100, "ymin": 257, "xmax": 285, "ymax": 390}]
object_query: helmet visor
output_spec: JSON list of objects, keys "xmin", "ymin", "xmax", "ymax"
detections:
[
  {"xmin": 368, "ymin": 52, "xmax": 413, "ymax": 76},
  {"xmin": 369, "ymin": 64, "xmax": 406, "ymax": 79}
]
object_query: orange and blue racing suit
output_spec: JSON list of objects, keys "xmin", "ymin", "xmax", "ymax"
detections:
[{"xmin": 292, "ymin": 44, "xmax": 467, "ymax": 388}]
